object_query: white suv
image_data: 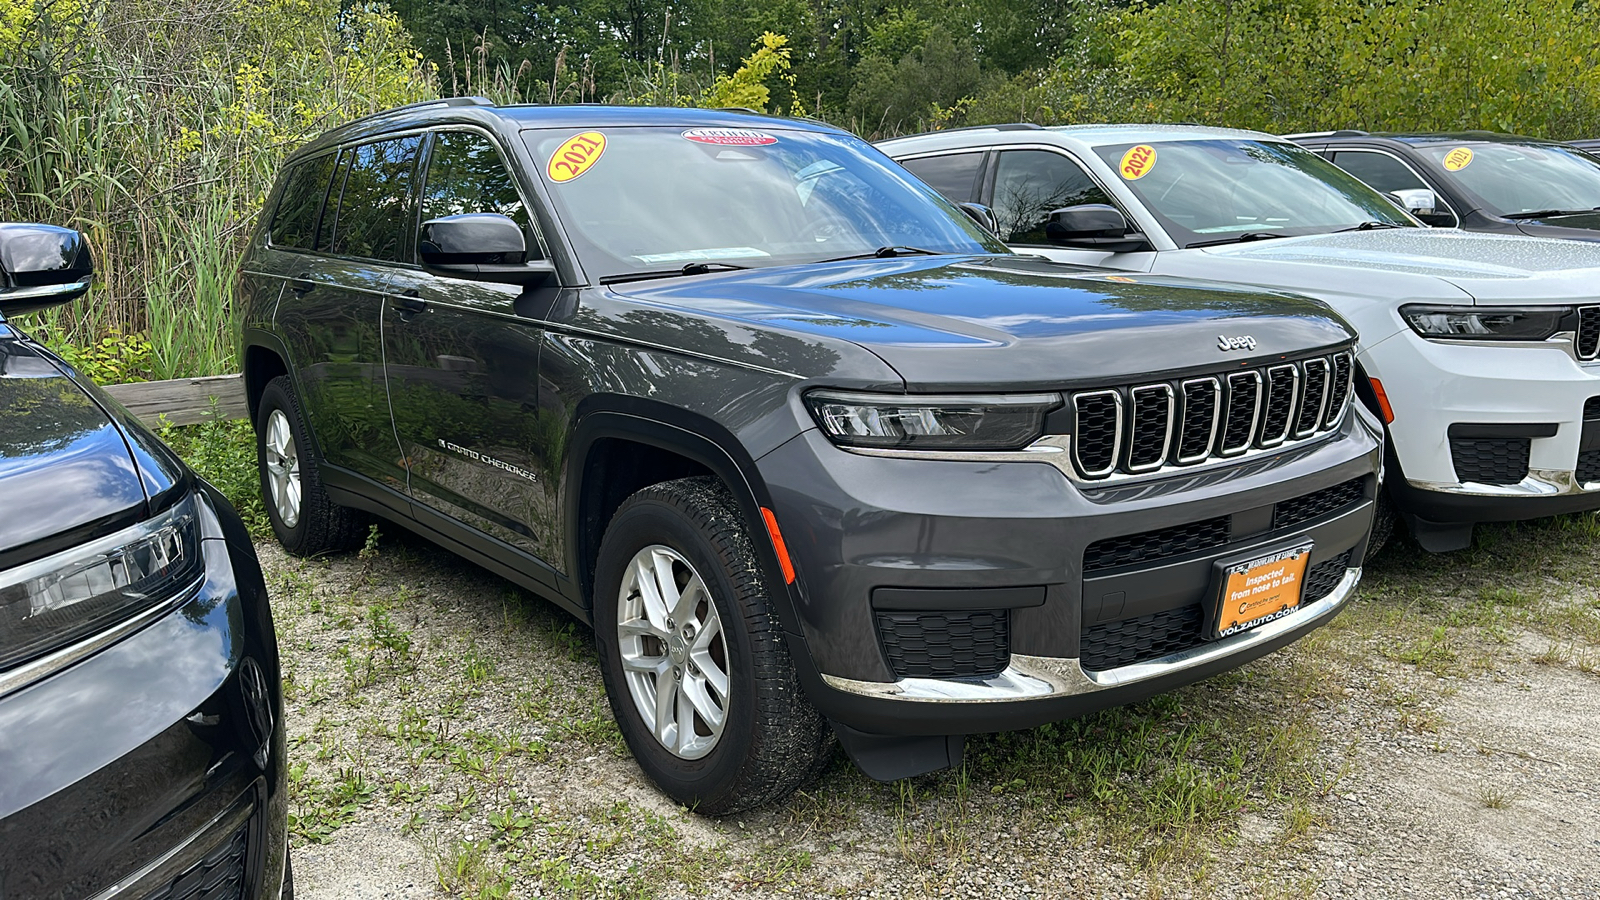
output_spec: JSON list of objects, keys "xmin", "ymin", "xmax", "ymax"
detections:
[{"xmin": 881, "ymin": 123, "xmax": 1600, "ymax": 553}]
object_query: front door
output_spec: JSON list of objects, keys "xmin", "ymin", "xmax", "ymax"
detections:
[{"xmin": 382, "ymin": 129, "xmax": 561, "ymax": 569}]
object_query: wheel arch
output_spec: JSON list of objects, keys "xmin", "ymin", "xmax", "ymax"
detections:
[{"xmin": 241, "ymin": 329, "xmax": 293, "ymax": 425}]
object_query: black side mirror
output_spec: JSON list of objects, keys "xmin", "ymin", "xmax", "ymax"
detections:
[
  {"xmin": 1044, "ymin": 205, "xmax": 1152, "ymax": 253},
  {"xmin": 957, "ymin": 202, "xmax": 999, "ymax": 236},
  {"xmin": 0, "ymin": 223, "xmax": 94, "ymax": 316},
  {"xmin": 419, "ymin": 214, "xmax": 554, "ymax": 286}
]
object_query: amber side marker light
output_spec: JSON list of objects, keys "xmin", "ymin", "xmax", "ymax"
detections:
[
  {"xmin": 760, "ymin": 507, "xmax": 797, "ymax": 584},
  {"xmin": 1369, "ymin": 377, "xmax": 1396, "ymax": 425}
]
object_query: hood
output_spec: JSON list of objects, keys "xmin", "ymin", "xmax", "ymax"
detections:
[
  {"xmin": 0, "ymin": 334, "xmax": 148, "ymax": 564},
  {"xmin": 1203, "ymin": 229, "xmax": 1600, "ymax": 304},
  {"xmin": 609, "ymin": 255, "xmax": 1354, "ymax": 391}
]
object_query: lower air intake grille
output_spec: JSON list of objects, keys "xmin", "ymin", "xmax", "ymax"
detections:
[
  {"xmin": 1273, "ymin": 479, "xmax": 1366, "ymax": 530},
  {"xmin": 1578, "ymin": 306, "xmax": 1600, "ymax": 360},
  {"xmin": 1083, "ymin": 516, "xmax": 1231, "ymax": 573},
  {"xmin": 1450, "ymin": 437, "xmax": 1531, "ymax": 485},
  {"xmin": 1585, "ymin": 396, "xmax": 1600, "ymax": 420},
  {"xmin": 1079, "ymin": 550, "xmax": 1354, "ymax": 672},
  {"xmin": 1080, "ymin": 605, "xmax": 1204, "ymax": 672},
  {"xmin": 877, "ymin": 610, "xmax": 1010, "ymax": 679},
  {"xmin": 144, "ymin": 825, "xmax": 248, "ymax": 900},
  {"xmin": 1578, "ymin": 450, "xmax": 1600, "ymax": 484}
]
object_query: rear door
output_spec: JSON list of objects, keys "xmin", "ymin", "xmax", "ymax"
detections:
[
  {"xmin": 274, "ymin": 135, "xmax": 421, "ymax": 493},
  {"xmin": 382, "ymin": 128, "xmax": 562, "ymax": 572}
]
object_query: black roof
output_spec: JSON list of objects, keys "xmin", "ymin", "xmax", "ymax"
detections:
[{"xmin": 286, "ymin": 99, "xmax": 846, "ymax": 163}]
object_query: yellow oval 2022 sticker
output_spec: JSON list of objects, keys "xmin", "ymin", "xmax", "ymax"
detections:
[
  {"xmin": 1120, "ymin": 144, "xmax": 1157, "ymax": 180},
  {"xmin": 1443, "ymin": 146, "xmax": 1474, "ymax": 171},
  {"xmin": 547, "ymin": 131, "xmax": 606, "ymax": 183}
]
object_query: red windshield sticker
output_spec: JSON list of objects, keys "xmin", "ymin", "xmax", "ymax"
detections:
[{"xmin": 682, "ymin": 128, "xmax": 778, "ymax": 146}]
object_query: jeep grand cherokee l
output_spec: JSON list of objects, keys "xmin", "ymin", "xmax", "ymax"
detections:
[
  {"xmin": 239, "ymin": 101, "xmax": 1381, "ymax": 814},
  {"xmin": 883, "ymin": 123, "xmax": 1600, "ymax": 553},
  {"xmin": 0, "ymin": 224, "xmax": 290, "ymax": 900}
]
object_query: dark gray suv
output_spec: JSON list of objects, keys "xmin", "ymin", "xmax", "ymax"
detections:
[{"xmin": 239, "ymin": 100, "xmax": 1383, "ymax": 813}]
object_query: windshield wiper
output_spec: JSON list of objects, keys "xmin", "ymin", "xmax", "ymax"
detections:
[
  {"xmin": 1501, "ymin": 207, "xmax": 1600, "ymax": 220},
  {"xmin": 599, "ymin": 261, "xmax": 751, "ymax": 285},
  {"xmin": 1333, "ymin": 221, "xmax": 1402, "ymax": 233},
  {"xmin": 817, "ymin": 245, "xmax": 947, "ymax": 262},
  {"xmin": 1185, "ymin": 232, "xmax": 1287, "ymax": 249}
]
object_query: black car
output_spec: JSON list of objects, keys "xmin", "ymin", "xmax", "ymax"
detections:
[
  {"xmin": 0, "ymin": 225, "xmax": 290, "ymax": 899},
  {"xmin": 1289, "ymin": 130, "xmax": 1600, "ymax": 239},
  {"xmin": 240, "ymin": 100, "xmax": 1383, "ymax": 814}
]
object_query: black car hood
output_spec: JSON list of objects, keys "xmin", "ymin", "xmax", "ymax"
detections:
[
  {"xmin": 612, "ymin": 255, "xmax": 1354, "ymax": 391},
  {"xmin": 0, "ymin": 330, "xmax": 155, "ymax": 564}
]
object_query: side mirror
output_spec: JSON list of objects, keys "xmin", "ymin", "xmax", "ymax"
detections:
[
  {"xmin": 956, "ymin": 202, "xmax": 999, "ymax": 236},
  {"xmin": 1388, "ymin": 188, "xmax": 1437, "ymax": 217},
  {"xmin": 0, "ymin": 223, "xmax": 94, "ymax": 316},
  {"xmin": 1044, "ymin": 205, "xmax": 1152, "ymax": 253},
  {"xmin": 419, "ymin": 214, "xmax": 554, "ymax": 286}
]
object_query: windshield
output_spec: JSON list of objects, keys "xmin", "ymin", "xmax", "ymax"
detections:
[
  {"xmin": 1416, "ymin": 141, "xmax": 1600, "ymax": 217},
  {"xmin": 522, "ymin": 126, "xmax": 1005, "ymax": 280},
  {"xmin": 1092, "ymin": 139, "xmax": 1416, "ymax": 247}
]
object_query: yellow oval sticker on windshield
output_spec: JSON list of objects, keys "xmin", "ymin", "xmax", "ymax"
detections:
[
  {"xmin": 1443, "ymin": 146, "xmax": 1474, "ymax": 171},
  {"xmin": 1120, "ymin": 144, "xmax": 1157, "ymax": 180},
  {"xmin": 547, "ymin": 131, "xmax": 606, "ymax": 183}
]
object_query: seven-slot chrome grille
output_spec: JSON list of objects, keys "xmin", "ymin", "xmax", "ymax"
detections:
[
  {"xmin": 1578, "ymin": 306, "xmax": 1600, "ymax": 361},
  {"xmin": 1069, "ymin": 351, "xmax": 1354, "ymax": 481}
]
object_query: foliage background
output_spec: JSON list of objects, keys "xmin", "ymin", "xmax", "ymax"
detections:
[{"xmin": 5, "ymin": 0, "xmax": 1600, "ymax": 381}]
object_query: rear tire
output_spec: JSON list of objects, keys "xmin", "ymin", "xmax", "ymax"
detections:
[
  {"xmin": 593, "ymin": 477, "xmax": 830, "ymax": 815},
  {"xmin": 255, "ymin": 376, "xmax": 367, "ymax": 556}
]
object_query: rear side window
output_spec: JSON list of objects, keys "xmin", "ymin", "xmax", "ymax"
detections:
[
  {"xmin": 991, "ymin": 149, "xmax": 1114, "ymax": 244},
  {"xmin": 421, "ymin": 131, "xmax": 536, "ymax": 255},
  {"xmin": 328, "ymin": 136, "xmax": 423, "ymax": 262},
  {"xmin": 900, "ymin": 152, "xmax": 985, "ymax": 204},
  {"xmin": 269, "ymin": 154, "xmax": 337, "ymax": 250},
  {"xmin": 1330, "ymin": 150, "xmax": 1429, "ymax": 195}
]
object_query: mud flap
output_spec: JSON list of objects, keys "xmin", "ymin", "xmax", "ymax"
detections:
[{"xmin": 830, "ymin": 722, "xmax": 964, "ymax": 782}]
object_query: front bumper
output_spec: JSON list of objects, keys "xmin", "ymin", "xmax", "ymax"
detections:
[
  {"xmin": 758, "ymin": 403, "xmax": 1382, "ymax": 736},
  {"xmin": 0, "ymin": 492, "xmax": 288, "ymax": 900},
  {"xmin": 1366, "ymin": 330, "xmax": 1600, "ymax": 523}
]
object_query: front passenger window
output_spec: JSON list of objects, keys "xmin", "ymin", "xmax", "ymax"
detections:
[
  {"xmin": 1330, "ymin": 151, "xmax": 1429, "ymax": 195},
  {"xmin": 422, "ymin": 132, "xmax": 538, "ymax": 256},
  {"xmin": 991, "ymin": 150, "xmax": 1115, "ymax": 244}
]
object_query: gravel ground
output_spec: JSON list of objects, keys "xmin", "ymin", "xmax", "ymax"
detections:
[{"xmin": 265, "ymin": 518, "xmax": 1600, "ymax": 900}]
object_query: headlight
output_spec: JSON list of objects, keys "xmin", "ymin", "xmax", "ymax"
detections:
[
  {"xmin": 805, "ymin": 390, "xmax": 1061, "ymax": 450},
  {"xmin": 1400, "ymin": 304, "xmax": 1570, "ymax": 341},
  {"xmin": 0, "ymin": 493, "xmax": 203, "ymax": 669}
]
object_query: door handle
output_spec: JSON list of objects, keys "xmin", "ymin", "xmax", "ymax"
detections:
[
  {"xmin": 289, "ymin": 274, "xmax": 314, "ymax": 295},
  {"xmin": 393, "ymin": 292, "xmax": 428, "ymax": 316}
]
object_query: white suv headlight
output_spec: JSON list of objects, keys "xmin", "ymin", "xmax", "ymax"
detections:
[{"xmin": 1400, "ymin": 304, "xmax": 1570, "ymax": 341}]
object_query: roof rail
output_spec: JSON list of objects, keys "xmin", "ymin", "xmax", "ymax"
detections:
[
  {"xmin": 341, "ymin": 96, "xmax": 497, "ymax": 130},
  {"xmin": 876, "ymin": 122, "xmax": 1042, "ymax": 143},
  {"xmin": 1283, "ymin": 129, "xmax": 1369, "ymax": 140}
]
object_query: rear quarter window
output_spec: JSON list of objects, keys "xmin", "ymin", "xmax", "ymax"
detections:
[{"xmin": 269, "ymin": 153, "xmax": 337, "ymax": 250}]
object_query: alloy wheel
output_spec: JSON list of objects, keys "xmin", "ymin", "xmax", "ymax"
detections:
[
  {"xmin": 263, "ymin": 408, "xmax": 302, "ymax": 529},
  {"xmin": 616, "ymin": 544, "xmax": 730, "ymax": 760}
]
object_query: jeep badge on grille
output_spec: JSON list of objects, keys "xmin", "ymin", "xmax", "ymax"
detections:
[{"xmin": 1218, "ymin": 335, "xmax": 1257, "ymax": 352}]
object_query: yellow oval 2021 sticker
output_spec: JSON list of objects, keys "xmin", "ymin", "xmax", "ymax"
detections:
[
  {"xmin": 1443, "ymin": 146, "xmax": 1474, "ymax": 171},
  {"xmin": 1120, "ymin": 144, "xmax": 1157, "ymax": 180},
  {"xmin": 547, "ymin": 131, "xmax": 606, "ymax": 183}
]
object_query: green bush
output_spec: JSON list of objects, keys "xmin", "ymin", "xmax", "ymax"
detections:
[{"xmin": 157, "ymin": 417, "xmax": 269, "ymax": 537}]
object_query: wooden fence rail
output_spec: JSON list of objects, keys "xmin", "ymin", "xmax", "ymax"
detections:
[{"xmin": 103, "ymin": 373, "xmax": 248, "ymax": 427}]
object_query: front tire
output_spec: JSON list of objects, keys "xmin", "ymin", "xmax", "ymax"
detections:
[
  {"xmin": 593, "ymin": 477, "xmax": 830, "ymax": 815},
  {"xmin": 255, "ymin": 376, "xmax": 367, "ymax": 556}
]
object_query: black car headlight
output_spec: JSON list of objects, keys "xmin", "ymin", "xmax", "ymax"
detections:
[
  {"xmin": 1400, "ymin": 304, "xmax": 1570, "ymax": 341},
  {"xmin": 0, "ymin": 493, "xmax": 203, "ymax": 669},
  {"xmin": 805, "ymin": 390, "xmax": 1061, "ymax": 451}
]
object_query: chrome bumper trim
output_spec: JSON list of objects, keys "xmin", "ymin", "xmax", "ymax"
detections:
[
  {"xmin": 1408, "ymin": 467, "xmax": 1600, "ymax": 498},
  {"xmin": 820, "ymin": 567, "xmax": 1361, "ymax": 704}
]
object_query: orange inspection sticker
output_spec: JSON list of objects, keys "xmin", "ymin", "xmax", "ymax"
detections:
[
  {"xmin": 1120, "ymin": 144, "xmax": 1157, "ymax": 180},
  {"xmin": 547, "ymin": 131, "xmax": 607, "ymax": 183},
  {"xmin": 1443, "ymin": 146, "xmax": 1474, "ymax": 171}
]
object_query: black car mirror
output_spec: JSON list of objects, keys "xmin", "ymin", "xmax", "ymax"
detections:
[
  {"xmin": 1044, "ymin": 205, "xmax": 1152, "ymax": 253},
  {"xmin": 419, "ymin": 214, "xmax": 555, "ymax": 286},
  {"xmin": 956, "ymin": 202, "xmax": 999, "ymax": 236},
  {"xmin": 0, "ymin": 223, "xmax": 94, "ymax": 316}
]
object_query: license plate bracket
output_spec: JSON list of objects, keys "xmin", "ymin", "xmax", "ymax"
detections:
[{"xmin": 1205, "ymin": 540, "xmax": 1314, "ymax": 640}]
